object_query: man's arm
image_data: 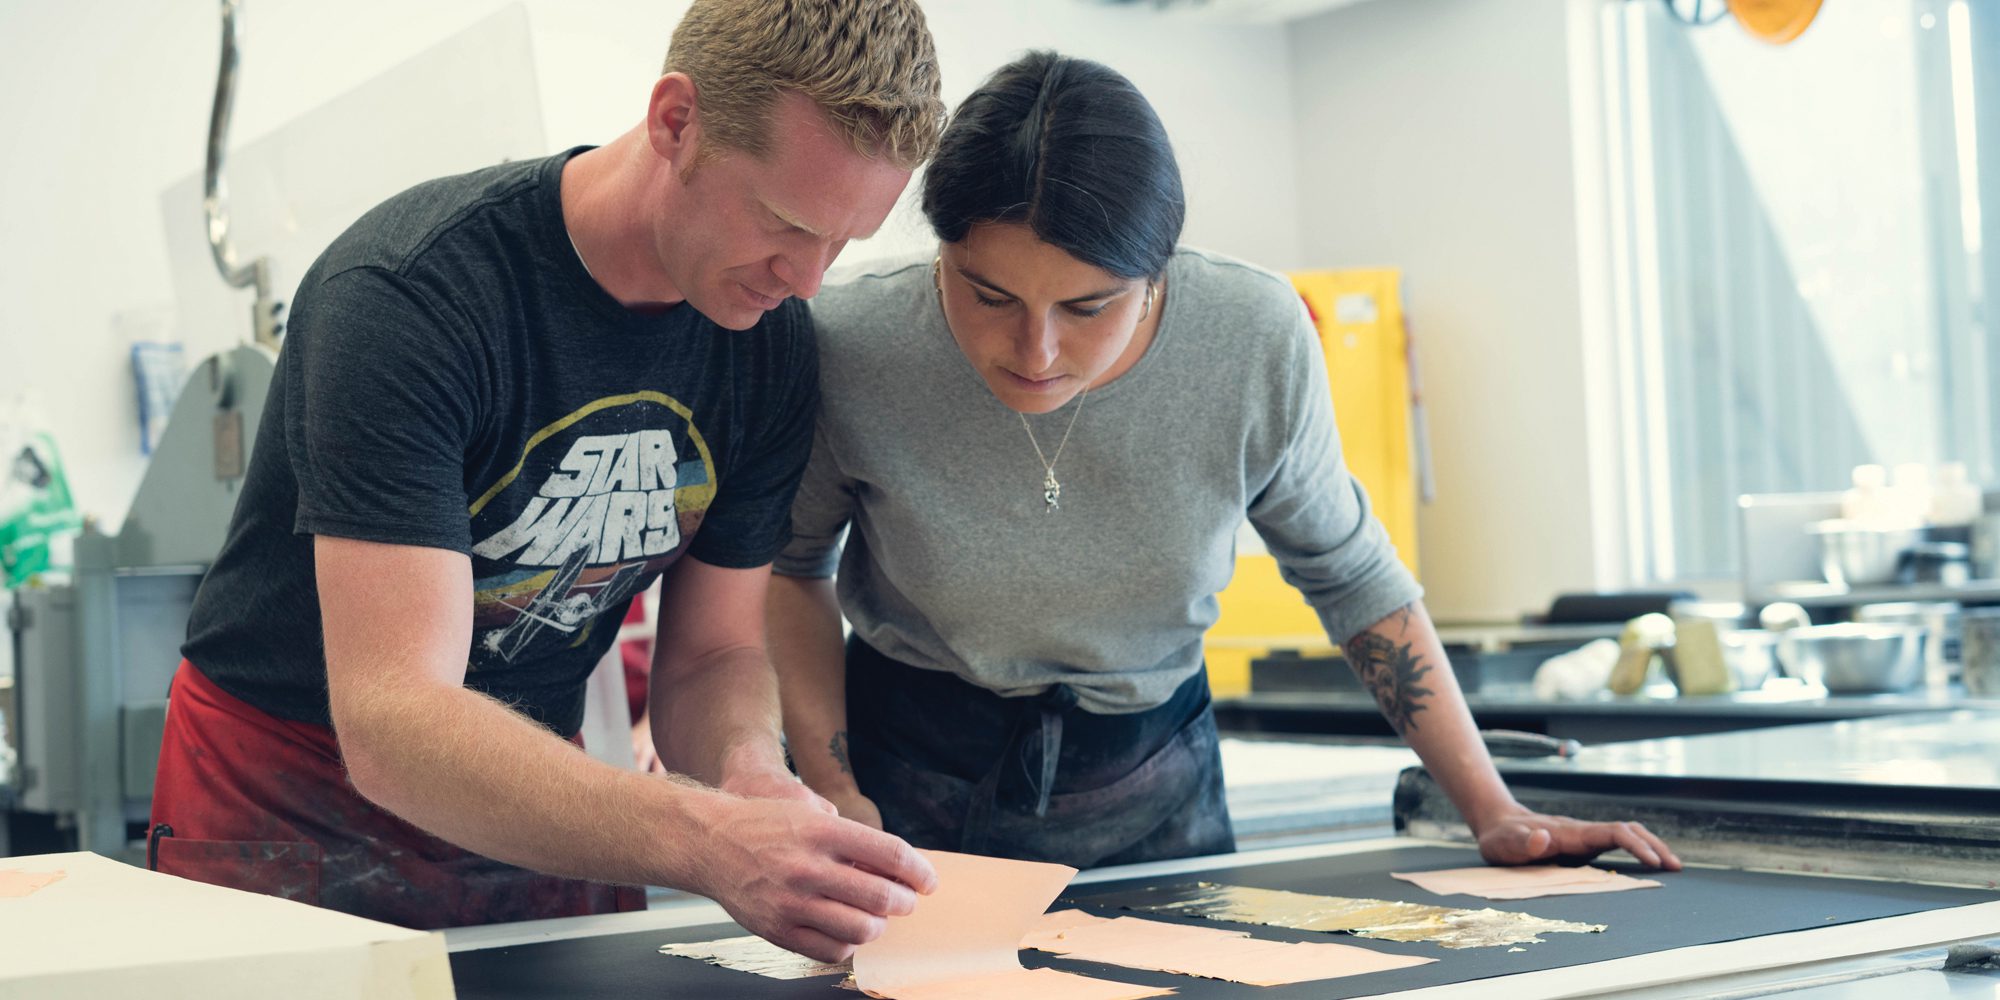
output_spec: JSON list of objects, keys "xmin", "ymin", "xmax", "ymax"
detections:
[
  {"xmin": 1343, "ymin": 601, "xmax": 1681, "ymax": 870},
  {"xmin": 648, "ymin": 556, "xmax": 823, "ymax": 800},
  {"xmin": 319, "ymin": 536, "xmax": 934, "ymax": 960},
  {"xmin": 766, "ymin": 573, "xmax": 882, "ymax": 827}
]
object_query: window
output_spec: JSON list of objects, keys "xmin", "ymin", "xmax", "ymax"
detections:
[{"xmin": 1598, "ymin": 0, "xmax": 1996, "ymax": 581}]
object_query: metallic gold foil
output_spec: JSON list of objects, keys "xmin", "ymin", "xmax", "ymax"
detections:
[
  {"xmin": 1112, "ymin": 882, "xmax": 1605, "ymax": 949},
  {"xmin": 659, "ymin": 935, "xmax": 851, "ymax": 979}
]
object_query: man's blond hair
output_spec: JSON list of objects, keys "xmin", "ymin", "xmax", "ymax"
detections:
[{"xmin": 664, "ymin": 0, "xmax": 945, "ymax": 171}]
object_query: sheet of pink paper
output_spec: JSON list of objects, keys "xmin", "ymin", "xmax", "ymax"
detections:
[
  {"xmin": 852, "ymin": 850, "xmax": 1167, "ymax": 1000},
  {"xmin": 0, "ymin": 869, "xmax": 66, "ymax": 898},
  {"xmin": 1025, "ymin": 909, "xmax": 1433, "ymax": 986},
  {"xmin": 1391, "ymin": 865, "xmax": 1661, "ymax": 900}
]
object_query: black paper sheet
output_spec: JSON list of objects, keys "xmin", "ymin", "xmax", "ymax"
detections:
[{"xmin": 449, "ymin": 844, "xmax": 1999, "ymax": 999}]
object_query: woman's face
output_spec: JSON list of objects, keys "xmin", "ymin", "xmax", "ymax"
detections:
[{"xmin": 936, "ymin": 223, "xmax": 1161, "ymax": 414}]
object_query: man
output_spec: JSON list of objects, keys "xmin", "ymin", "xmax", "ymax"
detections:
[{"xmin": 149, "ymin": 0, "xmax": 945, "ymax": 962}]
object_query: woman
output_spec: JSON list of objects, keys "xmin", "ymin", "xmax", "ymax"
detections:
[{"xmin": 769, "ymin": 51, "xmax": 1678, "ymax": 872}]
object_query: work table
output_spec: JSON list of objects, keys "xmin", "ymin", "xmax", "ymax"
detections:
[{"xmin": 440, "ymin": 837, "xmax": 2000, "ymax": 999}]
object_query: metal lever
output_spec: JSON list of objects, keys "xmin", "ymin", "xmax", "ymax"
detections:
[
  {"xmin": 1480, "ymin": 729, "xmax": 1583, "ymax": 759},
  {"xmin": 204, "ymin": 0, "xmax": 284, "ymax": 348}
]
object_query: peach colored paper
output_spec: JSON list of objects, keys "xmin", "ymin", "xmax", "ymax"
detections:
[
  {"xmin": 0, "ymin": 869, "xmax": 66, "ymax": 898},
  {"xmin": 1391, "ymin": 865, "xmax": 1661, "ymax": 900},
  {"xmin": 1023, "ymin": 909, "xmax": 1433, "ymax": 987},
  {"xmin": 852, "ymin": 850, "xmax": 1169, "ymax": 1000}
]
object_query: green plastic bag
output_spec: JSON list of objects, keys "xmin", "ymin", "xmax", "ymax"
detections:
[{"xmin": 1, "ymin": 431, "xmax": 82, "ymax": 588}]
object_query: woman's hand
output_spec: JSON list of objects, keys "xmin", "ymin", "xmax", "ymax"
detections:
[
  {"xmin": 821, "ymin": 787, "xmax": 886, "ymax": 830},
  {"xmin": 1473, "ymin": 803, "xmax": 1681, "ymax": 870},
  {"xmin": 631, "ymin": 715, "xmax": 667, "ymax": 774}
]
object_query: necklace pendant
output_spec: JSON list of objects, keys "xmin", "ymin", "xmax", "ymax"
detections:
[{"xmin": 1043, "ymin": 469, "xmax": 1061, "ymax": 512}]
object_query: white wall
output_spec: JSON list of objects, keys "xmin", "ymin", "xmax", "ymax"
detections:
[
  {"xmin": 0, "ymin": 0, "xmax": 1303, "ymax": 684},
  {"xmin": 1288, "ymin": 0, "xmax": 1609, "ymax": 621},
  {"xmin": 1, "ymin": 0, "xmax": 1622, "ymax": 642},
  {"xmin": 0, "ymin": 0, "xmax": 1303, "ymax": 535}
]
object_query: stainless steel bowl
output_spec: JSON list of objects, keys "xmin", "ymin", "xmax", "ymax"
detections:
[
  {"xmin": 1808, "ymin": 520, "xmax": 1920, "ymax": 588},
  {"xmin": 1721, "ymin": 629, "xmax": 1779, "ymax": 690},
  {"xmin": 1777, "ymin": 623, "xmax": 1926, "ymax": 693}
]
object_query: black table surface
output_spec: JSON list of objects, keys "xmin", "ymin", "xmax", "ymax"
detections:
[{"xmin": 449, "ymin": 843, "xmax": 1999, "ymax": 999}]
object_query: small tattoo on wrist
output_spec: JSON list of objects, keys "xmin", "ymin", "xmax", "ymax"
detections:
[{"xmin": 830, "ymin": 732, "xmax": 853, "ymax": 776}]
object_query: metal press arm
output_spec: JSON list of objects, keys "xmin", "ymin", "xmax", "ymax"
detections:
[{"xmin": 203, "ymin": 0, "xmax": 282, "ymax": 347}]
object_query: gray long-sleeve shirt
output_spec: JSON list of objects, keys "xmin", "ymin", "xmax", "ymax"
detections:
[{"xmin": 776, "ymin": 247, "xmax": 1422, "ymax": 714}]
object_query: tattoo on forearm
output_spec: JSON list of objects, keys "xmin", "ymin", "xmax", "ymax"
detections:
[
  {"xmin": 829, "ymin": 732, "xmax": 853, "ymax": 776},
  {"xmin": 1389, "ymin": 605, "xmax": 1417, "ymax": 632},
  {"xmin": 1344, "ymin": 628, "xmax": 1435, "ymax": 737}
]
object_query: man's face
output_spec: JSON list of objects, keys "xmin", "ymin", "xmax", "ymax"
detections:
[{"xmin": 658, "ymin": 91, "xmax": 911, "ymax": 330}]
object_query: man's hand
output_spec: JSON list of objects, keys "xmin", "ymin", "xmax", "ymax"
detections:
[
  {"xmin": 720, "ymin": 761, "xmax": 838, "ymax": 816},
  {"xmin": 695, "ymin": 794, "xmax": 937, "ymax": 963},
  {"xmin": 1474, "ymin": 803, "xmax": 1681, "ymax": 871}
]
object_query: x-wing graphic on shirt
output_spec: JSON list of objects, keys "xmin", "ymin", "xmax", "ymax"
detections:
[{"xmin": 480, "ymin": 547, "xmax": 651, "ymax": 662}]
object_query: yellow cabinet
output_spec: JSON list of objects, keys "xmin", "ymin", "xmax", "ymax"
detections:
[{"xmin": 1205, "ymin": 269, "xmax": 1422, "ymax": 697}]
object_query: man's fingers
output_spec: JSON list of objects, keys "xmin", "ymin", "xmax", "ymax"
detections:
[
  {"xmin": 790, "ymin": 897, "xmax": 888, "ymax": 950},
  {"xmin": 772, "ymin": 925, "xmax": 855, "ymax": 966},
  {"xmin": 810, "ymin": 860, "xmax": 920, "ymax": 918},
  {"xmin": 828, "ymin": 823, "xmax": 938, "ymax": 895}
]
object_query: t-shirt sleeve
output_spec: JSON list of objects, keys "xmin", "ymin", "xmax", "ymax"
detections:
[
  {"xmin": 771, "ymin": 421, "xmax": 854, "ymax": 579},
  {"xmin": 685, "ymin": 301, "xmax": 821, "ymax": 568},
  {"xmin": 1247, "ymin": 296, "xmax": 1424, "ymax": 644},
  {"xmin": 285, "ymin": 266, "xmax": 483, "ymax": 552}
]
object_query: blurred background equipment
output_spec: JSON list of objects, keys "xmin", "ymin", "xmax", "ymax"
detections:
[{"xmin": 0, "ymin": 2, "xmax": 546, "ymax": 860}]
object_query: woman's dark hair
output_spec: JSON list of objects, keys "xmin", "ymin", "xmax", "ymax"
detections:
[{"xmin": 921, "ymin": 52, "xmax": 1184, "ymax": 280}]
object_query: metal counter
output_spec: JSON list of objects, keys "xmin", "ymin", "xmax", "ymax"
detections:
[
  {"xmin": 1397, "ymin": 711, "xmax": 2000, "ymax": 888},
  {"xmin": 1220, "ymin": 683, "xmax": 2000, "ymax": 743}
]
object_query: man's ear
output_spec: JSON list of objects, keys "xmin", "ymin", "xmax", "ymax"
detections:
[{"xmin": 646, "ymin": 72, "xmax": 700, "ymax": 166}]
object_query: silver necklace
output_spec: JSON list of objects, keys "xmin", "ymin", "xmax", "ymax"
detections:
[{"xmin": 1020, "ymin": 387, "xmax": 1087, "ymax": 513}]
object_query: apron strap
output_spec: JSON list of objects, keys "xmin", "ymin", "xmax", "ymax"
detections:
[
  {"xmin": 961, "ymin": 682, "xmax": 1079, "ymax": 851},
  {"xmin": 1030, "ymin": 685, "xmax": 1079, "ymax": 817}
]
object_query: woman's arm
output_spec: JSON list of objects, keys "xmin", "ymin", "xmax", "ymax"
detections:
[
  {"xmin": 767, "ymin": 572, "xmax": 883, "ymax": 828},
  {"xmin": 1343, "ymin": 601, "xmax": 1680, "ymax": 869}
]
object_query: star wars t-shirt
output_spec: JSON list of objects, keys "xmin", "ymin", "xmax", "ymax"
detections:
[{"xmin": 182, "ymin": 147, "xmax": 816, "ymax": 735}]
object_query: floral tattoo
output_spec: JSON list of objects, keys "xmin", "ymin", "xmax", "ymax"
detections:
[{"xmin": 1344, "ymin": 611, "xmax": 1435, "ymax": 736}]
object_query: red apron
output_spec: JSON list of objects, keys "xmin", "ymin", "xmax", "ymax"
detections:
[{"xmin": 148, "ymin": 659, "xmax": 645, "ymax": 930}]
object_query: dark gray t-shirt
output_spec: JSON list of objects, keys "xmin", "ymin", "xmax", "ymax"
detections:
[{"xmin": 183, "ymin": 148, "xmax": 817, "ymax": 734}]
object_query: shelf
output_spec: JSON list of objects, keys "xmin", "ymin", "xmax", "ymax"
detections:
[{"xmin": 1756, "ymin": 579, "xmax": 2000, "ymax": 608}]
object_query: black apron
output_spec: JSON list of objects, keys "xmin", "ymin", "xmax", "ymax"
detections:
[{"xmin": 845, "ymin": 637, "xmax": 1235, "ymax": 869}]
